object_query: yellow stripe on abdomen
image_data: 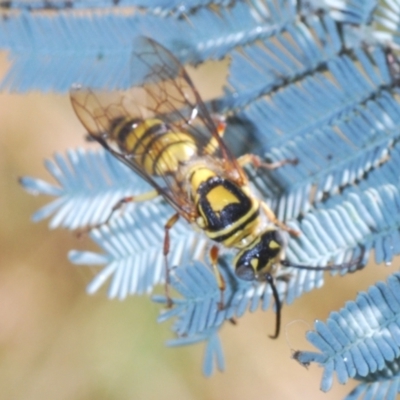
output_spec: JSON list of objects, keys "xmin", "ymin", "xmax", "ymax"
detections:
[
  {"xmin": 143, "ymin": 133, "xmax": 197, "ymax": 175},
  {"xmin": 114, "ymin": 117, "xmax": 198, "ymax": 175}
]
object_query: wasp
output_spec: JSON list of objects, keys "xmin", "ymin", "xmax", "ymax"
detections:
[{"xmin": 70, "ymin": 37, "xmax": 363, "ymax": 339}]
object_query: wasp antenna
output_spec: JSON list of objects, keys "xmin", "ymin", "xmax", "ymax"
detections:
[
  {"xmin": 265, "ymin": 273, "xmax": 281, "ymax": 339},
  {"xmin": 281, "ymin": 248, "xmax": 365, "ymax": 273}
]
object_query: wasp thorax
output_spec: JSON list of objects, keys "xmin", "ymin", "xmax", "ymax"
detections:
[{"xmin": 234, "ymin": 229, "xmax": 286, "ymax": 281}]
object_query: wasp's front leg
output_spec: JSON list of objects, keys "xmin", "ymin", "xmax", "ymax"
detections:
[
  {"xmin": 260, "ymin": 202, "xmax": 300, "ymax": 237},
  {"xmin": 238, "ymin": 153, "xmax": 298, "ymax": 170}
]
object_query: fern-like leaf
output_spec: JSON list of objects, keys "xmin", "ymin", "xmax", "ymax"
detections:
[
  {"xmin": 69, "ymin": 212, "xmax": 208, "ymax": 297},
  {"xmin": 295, "ymin": 272, "xmax": 400, "ymax": 399},
  {"xmin": 225, "ymin": 13, "xmax": 342, "ymax": 105},
  {"xmin": 13, "ymin": 0, "xmax": 400, "ymax": 388},
  {"xmin": 153, "ymin": 260, "xmax": 285, "ymax": 375},
  {"xmin": 234, "ymin": 46, "xmax": 395, "ymax": 221},
  {"xmin": 0, "ymin": 0, "xmax": 300, "ymax": 91},
  {"xmin": 20, "ymin": 149, "xmax": 153, "ymax": 229},
  {"xmin": 0, "ymin": 0, "xmax": 234, "ymax": 13}
]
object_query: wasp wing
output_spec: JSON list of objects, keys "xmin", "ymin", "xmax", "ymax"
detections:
[
  {"xmin": 70, "ymin": 37, "xmax": 245, "ymax": 219},
  {"xmin": 70, "ymin": 84, "xmax": 195, "ymax": 219},
  {"xmin": 130, "ymin": 37, "xmax": 244, "ymax": 175}
]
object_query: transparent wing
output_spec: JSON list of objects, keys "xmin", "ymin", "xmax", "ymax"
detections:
[
  {"xmin": 130, "ymin": 36, "xmax": 241, "ymax": 166},
  {"xmin": 70, "ymin": 85, "xmax": 194, "ymax": 217},
  {"xmin": 70, "ymin": 37, "xmax": 246, "ymax": 218}
]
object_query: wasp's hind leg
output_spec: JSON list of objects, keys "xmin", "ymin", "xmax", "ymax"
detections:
[
  {"xmin": 76, "ymin": 189, "xmax": 159, "ymax": 237},
  {"xmin": 238, "ymin": 153, "xmax": 298, "ymax": 170},
  {"xmin": 209, "ymin": 245, "xmax": 226, "ymax": 310},
  {"xmin": 163, "ymin": 213, "xmax": 180, "ymax": 308}
]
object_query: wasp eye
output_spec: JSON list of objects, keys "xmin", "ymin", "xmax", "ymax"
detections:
[{"xmin": 235, "ymin": 263, "xmax": 256, "ymax": 281}]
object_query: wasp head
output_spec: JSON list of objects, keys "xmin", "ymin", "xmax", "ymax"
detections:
[{"xmin": 234, "ymin": 229, "xmax": 287, "ymax": 281}]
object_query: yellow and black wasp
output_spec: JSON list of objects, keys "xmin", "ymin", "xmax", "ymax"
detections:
[{"xmin": 70, "ymin": 37, "xmax": 362, "ymax": 339}]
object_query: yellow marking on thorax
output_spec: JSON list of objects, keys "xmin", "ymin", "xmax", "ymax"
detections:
[
  {"xmin": 205, "ymin": 185, "xmax": 240, "ymax": 213},
  {"xmin": 190, "ymin": 168, "xmax": 216, "ymax": 193},
  {"xmin": 201, "ymin": 191, "xmax": 261, "ymax": 248},
  {"xmin": 219, "ymin": 215, "xmax": 259, "ymax": 247}
]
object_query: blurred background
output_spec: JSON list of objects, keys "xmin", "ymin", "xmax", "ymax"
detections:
[{"xmin": 0, "ymin": 49, "xmax": 397, "ymax": 400}]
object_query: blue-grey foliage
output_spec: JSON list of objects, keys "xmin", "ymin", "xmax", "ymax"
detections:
[
  {"xmin": 0, "ymin": 1, "xmax": 298, "ymax": 91},
  {"xmin": 0, "ymin": 0, "xmax": 234, "ymax": 13},
  {"xmin": 13, "ymin": 0, "xmax": 400, "ymax": 397},
  {"xmin": 295, "ymin": 272, "xmax": 400, "ymax": 400}
]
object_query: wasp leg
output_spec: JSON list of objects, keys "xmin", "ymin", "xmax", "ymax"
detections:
[
  {"xmin": 209, "ymin": 245, "xmax": 226, "ymax": 310},
  {"xmin": 212, "ymin": 114, "xmax": 227, "ymax": 138},
  {"xmin": 163, "ymin": 213, "xmax": 180, "ymax": 308},
  {"xmin": 76, "ymin": 189, "xmax": 159, "ymax": 237},
  {"xmin": 209, "ymin": 98, "xmax": 227, "ymax": 138},
  {"xmin": 238, "ymin": 153, "xmax": 298, "ymax": 170},
  {"xmin": 202, "ymin": 115, "xmax": 227, "ymax": 155},
  {"xmin": 260, "ymin": 202, "xmax": 300, "ymax": 237}
]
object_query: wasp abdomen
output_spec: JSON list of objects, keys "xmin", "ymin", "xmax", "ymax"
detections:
[{"xmin": 113, "ymin": 117, "xmax": 197, "ymax": 176}]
